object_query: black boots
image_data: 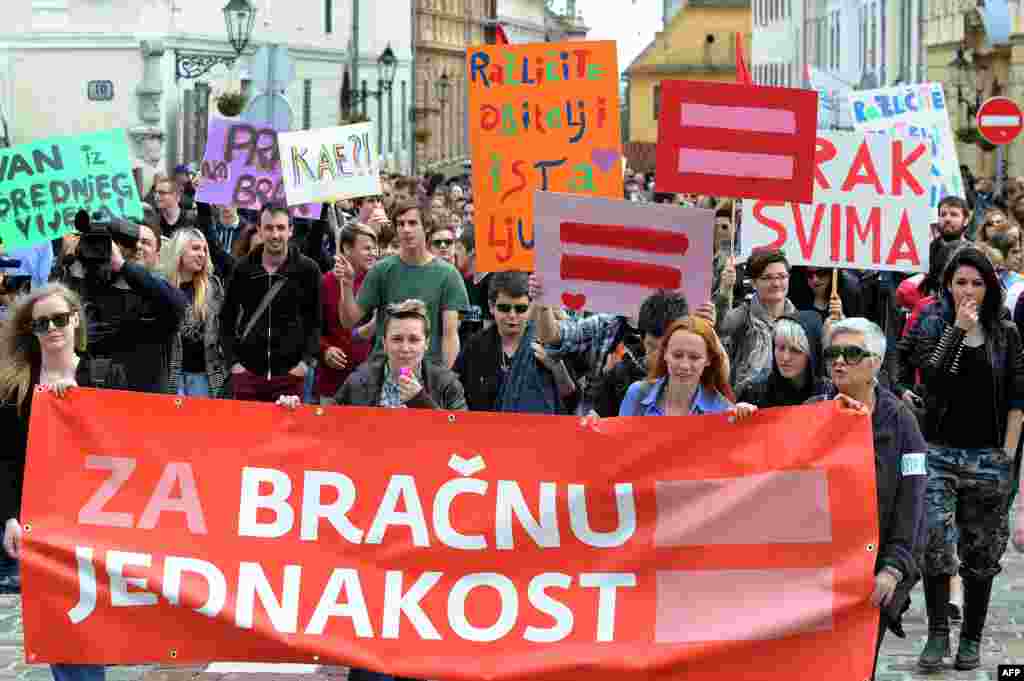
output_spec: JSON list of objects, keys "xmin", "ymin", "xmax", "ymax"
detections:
[
  {"xmin": 955, "ymin": 576, "xmax": 995, "ymax": 671},
  {"xmin": 918, "ymin": 574, "xmax": 951, "ymax": 671}
]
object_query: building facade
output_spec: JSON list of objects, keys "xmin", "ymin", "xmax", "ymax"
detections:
[
  {"xmin": 412, "ymin": 0, "xmax": 490, "ymax": 172},
  {"xmin": 625, "ymin": 0, "xmax": 751, "ymax": 150},
  {"xmin": 497, "ymin": 0, "xmax": 548, "ymax": 44},
  {"xmin": 925, "ymin": 1, "xmax": 1022, "ymax": 182},
  {"xmin": 350, "ymin": 0, "xmax": 415, "ymax": 174},
  {"xmin": 752, "ymin": 0, "xmax": 804, "ymax": 87},
  {"xmin": 1, "ymin": 0, "xmax": 357, "ymax": 190}
]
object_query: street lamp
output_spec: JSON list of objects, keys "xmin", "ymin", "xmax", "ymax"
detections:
[
  {"xmin": 175, "ymin": 0, "xmax": 257, "ymax": 81},
  {"xmin": 435, "ymin": 72, "xmax": 450, "ymax": 106},
  {"xmin": 341, "ymin": 44, "xmax": 400, "ymax": 157},
  {"xmin": 435, "ymin": 72, "xmax": 450, "ymax": 163},
  {"xmin": 344, "ymin": 44, "xmax": 399, "ymax": 107}
]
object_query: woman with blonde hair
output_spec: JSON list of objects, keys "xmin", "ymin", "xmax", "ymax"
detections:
[
  {"xmin": 618, "ymin": 315, "xmax": 755, "ymax": 419},
  {"xmin": 161, "ymin": 228, "xmax": 228, "ymax": 397},
  {"xmin": 0, "ymin": 283, "xmax": 107, "ymax": 681}
]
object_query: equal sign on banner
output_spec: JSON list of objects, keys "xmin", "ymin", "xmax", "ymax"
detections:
[
  {"xmin": 534, "ymin": 191, "xmax": 714, "ymax": 316},
  {"xmin": 559, "ymin": 221, "xmax": 689, "ymax": 290},
  {"xmin": 655, "ymin": 80, "xmax": 819, "ymax": 204}
]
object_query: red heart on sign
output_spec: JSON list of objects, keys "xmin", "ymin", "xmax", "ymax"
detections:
[{"xmin": 562, "ymin": 292, "xmax": 587, "ymax": 311}]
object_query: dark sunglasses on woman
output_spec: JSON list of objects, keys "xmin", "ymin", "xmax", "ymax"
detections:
[
  {"xmin": 30, "ymin": 312, "xmax": 73, "ymax": 335},
  {"xmin": 823, "ymin": 344, "xmax": 874, "ymax": 364}
]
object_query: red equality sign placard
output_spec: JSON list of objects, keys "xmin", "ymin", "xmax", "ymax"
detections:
[
  {"xmin": 977, "ymin": 97, "xmax": 1024, "ymax": 146},
  {"xmin": 655, "ymin": 80, "xmax": 819, "ymax": 204},
  {"xmin": 22, "ymin": 389, "xmax": 878, "ymax": 680}
]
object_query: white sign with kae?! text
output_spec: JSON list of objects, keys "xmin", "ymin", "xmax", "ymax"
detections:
[{"xmin": 277, "ymin": 122, "xmax": 381, "ymax": 205}]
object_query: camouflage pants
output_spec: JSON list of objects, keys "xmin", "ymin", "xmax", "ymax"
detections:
[{"xmin": 922, "ymin": 446, "xmax": 1014, "ymax": 579}]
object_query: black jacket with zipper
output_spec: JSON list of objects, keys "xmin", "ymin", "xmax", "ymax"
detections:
[
  {"xmin": 220, "ymin": 245, "xmax": 322, "ymax": 377},
  {"xmin": 897, "ymin": 295, "xmax": 1024, "ymax": 444}
]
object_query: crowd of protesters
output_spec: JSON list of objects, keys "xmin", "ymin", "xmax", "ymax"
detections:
[{"xmin": 1, "ymin": 162, "xmax": 1024, "ymax": 680}]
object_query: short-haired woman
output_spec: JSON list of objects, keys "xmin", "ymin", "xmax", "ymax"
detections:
[
  {"xmin": 808, "ymin": 317, "xmax": 928, "ymax": 681},
  {"xmin": 162, "ymin": 229, "xmax": 228, "ymax": 398},
  {"xmin": 717, "ymin": 248, "xmax": 798, "ymax": 387},
  {"xmin": 335, "ymin": 299, "xmax": 467, "ymax": 410},
  {"xmin": 0, "ymin": 283, "xmax": 107, "ymax": 681},
  {"xmin": 899, "ymin": 246, "xmax": 1024, "ymax": 671},
  {"xmin": 619, "ymin": 316, "xmax": 754, "ymax": 420},
  {"xmin": 736, "ymin": 313, "xmax": 828, "ymax": 408}
]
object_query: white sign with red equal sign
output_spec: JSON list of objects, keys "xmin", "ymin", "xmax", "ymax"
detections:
[
  {"xmin": 533, "ymin": 191, "xmax": 714, "ymax": 316},
  {"xmin": 977, "ymin": 96, "xmax": 1024, "ymax": 146}
]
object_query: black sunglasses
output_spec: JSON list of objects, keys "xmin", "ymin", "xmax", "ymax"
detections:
[
  {"xmin": 431, "ymin": 238, "xmax": 454, "ymax": 249},
  {"xmin": 823, "ymin": 344, "xmax": 874, "ymax": 364},
  {"xmin": 495, "ymin": 303, "xmax": 530, "ymax": 314},
  {"xmin": 30, "ymin": 312, "xmax": 74, "ymax": 335}
]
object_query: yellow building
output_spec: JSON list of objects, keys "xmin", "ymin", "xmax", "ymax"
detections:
[{"xmin": 624, "ymin": 0, "xmax": 751, "ymax": 169}]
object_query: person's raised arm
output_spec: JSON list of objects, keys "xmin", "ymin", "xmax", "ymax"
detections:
[
  {"xmin": 529, "ymin": 274, "xmax": 561, "ymax": 344},
  {"xmin": 442, "ymin": 309, "xmax": 461, "ymax": 369},
  {"xmin": 335, "ymin": 254, "xmax": 367, "ymax": 328}
]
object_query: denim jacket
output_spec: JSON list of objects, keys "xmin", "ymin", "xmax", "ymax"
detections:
[{"xmin": 618, "ymin": 377, "xmax": 733, "ymax": 416}]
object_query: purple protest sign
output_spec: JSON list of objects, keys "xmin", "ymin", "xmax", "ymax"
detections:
[{"xmin": 196, "ymin": 116, "xmax": 321, "ymax": 218}]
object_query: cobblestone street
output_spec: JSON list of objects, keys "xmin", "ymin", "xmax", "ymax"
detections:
[{"xmin": 0, "ymin": 538, "xmax": 1021, "ymax": 681}]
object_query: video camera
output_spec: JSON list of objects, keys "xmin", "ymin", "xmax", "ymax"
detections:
[
  {"xmin": 74, "ymin": 209, "xmax": 141, "ymax": 265},
  {"xmin": 0, "ymin": 256, "xmax": 29, "ymax": 294}
]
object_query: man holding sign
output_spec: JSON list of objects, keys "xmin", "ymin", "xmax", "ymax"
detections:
[{"xmin": 337, "ymin": 199, "xmax": 469, "ymax": 369}]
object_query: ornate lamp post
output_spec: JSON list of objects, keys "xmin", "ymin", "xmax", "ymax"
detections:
[
  {"xmin": 342, "ymin": 45, "xmax": 399, "ymax": 157},
  {"xmin": 435, "ymin": 72, "xmax": 450, "ymax": 163},
  {"xmin": 175, "ymin": 0, "xmax": 257, "ymax": 82}
]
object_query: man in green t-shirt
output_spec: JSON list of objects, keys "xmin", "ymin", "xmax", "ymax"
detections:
[{"xmin": 338, "ymin": 199, "xmax": 469, "ymax": 367}]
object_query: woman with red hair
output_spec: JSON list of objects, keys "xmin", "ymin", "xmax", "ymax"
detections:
[{"xmin": 618, "ymin": 316, "xmax": 755, "ymax": 419}]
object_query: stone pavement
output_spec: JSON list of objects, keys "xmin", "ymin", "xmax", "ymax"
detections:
[{"xmin": 0, "ymin": 539, "xmax": 1022, "ymax": 681}]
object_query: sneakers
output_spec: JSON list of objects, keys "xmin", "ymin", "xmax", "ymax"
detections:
[
  {"xmin": 954, "ymin": 638, "xmax": 981, "ymax": 671},
  {"xmin": 918, "ymin": 632, "xmax": 950, "ymax": 671}
]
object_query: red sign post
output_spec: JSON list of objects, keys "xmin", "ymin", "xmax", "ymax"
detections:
[{"xmin": 977, "ymin": 97, "xmax": 1024, "ymax": 146}]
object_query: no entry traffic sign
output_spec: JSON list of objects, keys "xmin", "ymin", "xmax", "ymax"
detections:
[{"xmin": 977, "ymin": 97, "xmax": 1023, "ymax": 145}]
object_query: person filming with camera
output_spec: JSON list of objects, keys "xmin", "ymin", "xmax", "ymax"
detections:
[{"xmin": 59, "ymin": 209, "xmax": 186, "ymax": 393}]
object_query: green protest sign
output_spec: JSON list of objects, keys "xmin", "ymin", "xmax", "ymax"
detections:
[{"xmin": 0, "ymin": 129, "xmax": 143, "ymax": 250}]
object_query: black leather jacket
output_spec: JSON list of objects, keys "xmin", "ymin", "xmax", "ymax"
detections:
[
  {"xmin": 897, "ymin": 296, "xmax": 1024, "ymax": 444},
  {"xmin": 336, "ymin": 354, "xmax": 467, "ymax": 411}
]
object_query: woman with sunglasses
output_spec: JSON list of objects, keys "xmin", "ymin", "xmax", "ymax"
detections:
[
  {"xmin": 427, "ymin": 222, "xmax": 457, "ymax": 267},
  {"xmin": 808, "ymin": 318, "xmax": 928, "ymax": 681},
  {"xmin": 1, "ymin": 284, "xmax": 108, "ymax": 681},
  {"xmin": 162, "ymin": 228, "xmax": 228, "ymax": 398},
  {"xmin": 899, "ymin": 246, "xmax": 1024, "ymax": 672}
]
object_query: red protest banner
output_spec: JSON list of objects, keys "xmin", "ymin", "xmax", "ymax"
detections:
[
  {"xmin": 22, "ymin": 389, "xmax": 879, "ymax": 680},
  {"xmin": 655, "ymin": 80, "xmax": 819, "ymax": 204}
]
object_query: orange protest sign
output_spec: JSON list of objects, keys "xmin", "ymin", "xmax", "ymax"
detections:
[
  {"xmin": 23, "ymin": 389, "xmax": 878, "ymax": 680},
  {"xmin": 467, "ymin": 41, "xmax": 623, "ymax": 272}
]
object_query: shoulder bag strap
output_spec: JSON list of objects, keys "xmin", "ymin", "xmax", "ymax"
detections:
[{"xmin": 240, "ymin": 279, "xmax": 287, "ymax": 343}]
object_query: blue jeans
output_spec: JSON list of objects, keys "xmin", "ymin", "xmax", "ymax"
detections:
[
  {"xmin": 177, "ymin": 372, "xmax": 211, "ymax": 398},
  {"xmin": 302, "ymin": 360, "xmax": 317, "ymax": 404},
  {"xmin": 51, "ymin": 665, "xmax": 105, "ymax": 681}
]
